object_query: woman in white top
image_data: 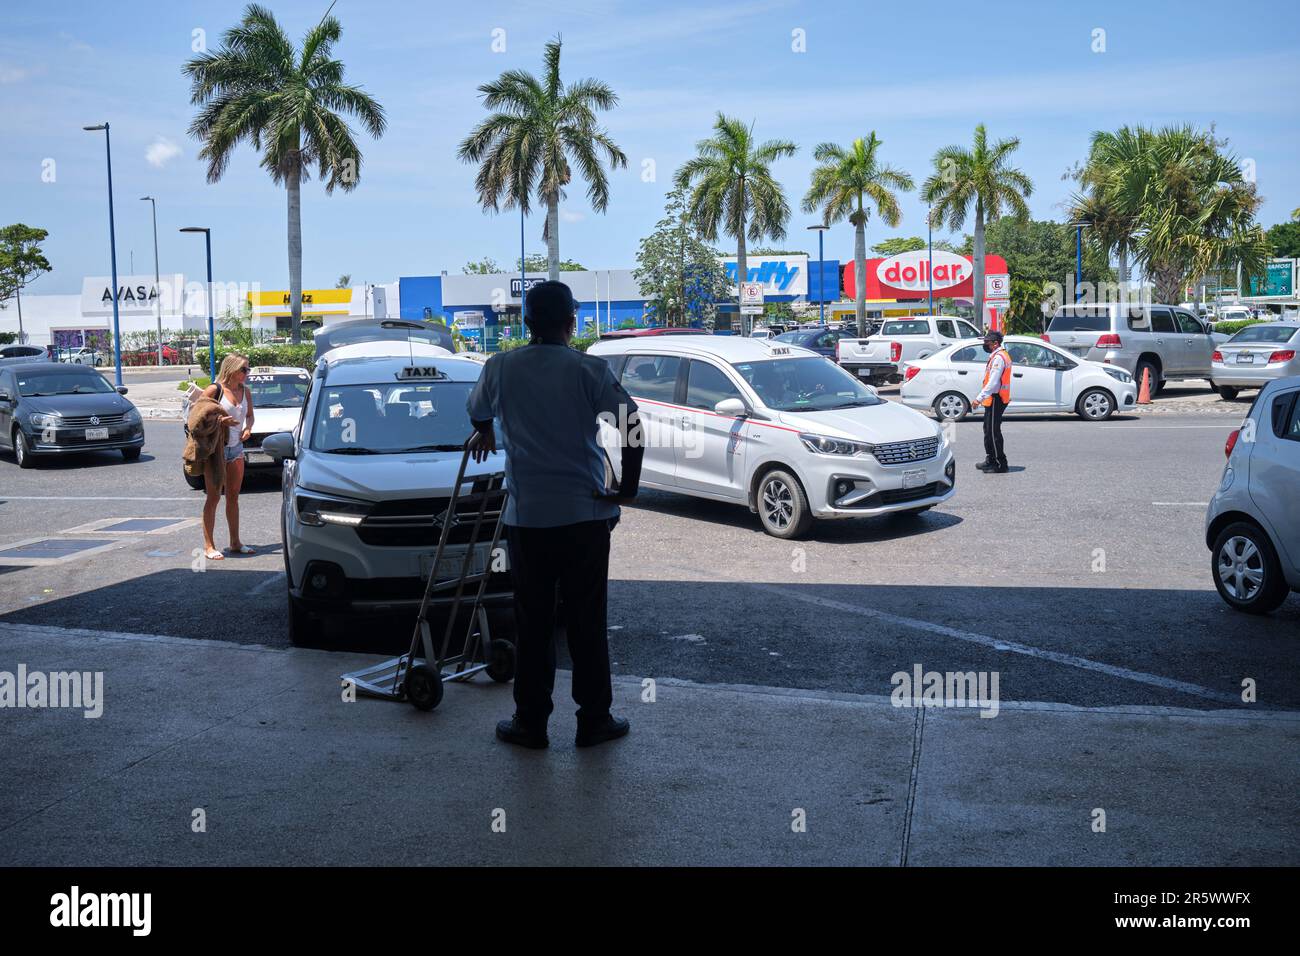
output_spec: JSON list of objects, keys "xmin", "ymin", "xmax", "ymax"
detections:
[{"xmin": 200, "ymin": 354, "xmax": 256, "ymax": 560}]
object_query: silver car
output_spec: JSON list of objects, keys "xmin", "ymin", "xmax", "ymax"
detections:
[
  {"xmin": 1046, "ymin": 303, "xmax": 1222, "ymax": 397},
  {"xmin": 1205, "ymin": 375, "xmax": 1300, "ymax": 614},
  {"xmin": 1209, "ymin": 323, "xmax": 1300, "ymax": 400}
]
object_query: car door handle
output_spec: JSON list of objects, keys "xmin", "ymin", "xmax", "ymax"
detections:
[
  {"xmin": 957, "ymin": 370, "xmax": 968, "ymax": 375},
  {"xmin": 1012, "ymin": 372, "xmax": 1024, "ymax": 378}
]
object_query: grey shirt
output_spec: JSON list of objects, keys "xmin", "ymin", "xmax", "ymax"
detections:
[{"xmin": 466, "ymin": 343, "xmax": 639, "ymax": 528}]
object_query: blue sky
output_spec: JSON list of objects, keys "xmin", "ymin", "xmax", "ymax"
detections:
[{"xmin": 3, "ymin": 0, "xmax": 1298, "ymax": 294}]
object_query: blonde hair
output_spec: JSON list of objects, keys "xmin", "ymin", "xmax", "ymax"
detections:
[{"xmin": 216, "ymin": 353, "xmax": 249, "ymax": 387}]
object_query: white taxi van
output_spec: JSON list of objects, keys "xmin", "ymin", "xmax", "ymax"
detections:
[
  {"xmin": 262, "ymin": 343, "xmax": 510, "ymax": 646},
  {"xmin": 587, "ymin": 336, "xmax": 955, "ymax": 538}
]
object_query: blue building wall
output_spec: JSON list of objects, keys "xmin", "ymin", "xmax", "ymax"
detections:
[{"xmin": 398, "ymin": 275, "xmax": 443, "ymax": 321}]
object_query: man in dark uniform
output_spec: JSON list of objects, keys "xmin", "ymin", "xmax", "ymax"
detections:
[{"xmin": 466, "ymin": 280, "xmax": 644, "ymax": 749}]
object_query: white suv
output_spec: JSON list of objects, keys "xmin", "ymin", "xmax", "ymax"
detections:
[
  {"xmin": 1204, "ymin": 375, "xmax": 1300, "ymax": 614},
  {"xmin": 588, "ymin": 336, "xmax": 955, "ymax": 538},
  {"xmin": 262, "ymin": 344, "xmax": 512, "ymax": 646}
]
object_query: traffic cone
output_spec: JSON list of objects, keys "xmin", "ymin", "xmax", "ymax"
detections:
[{"xmin": 1137, "ymin": 367, "xmax": 1152, "ymax": 405}]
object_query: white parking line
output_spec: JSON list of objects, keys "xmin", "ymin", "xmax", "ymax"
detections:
[
  {"xmin": 738, "ymin": 581, "xmax": 1240, "ymax": 706},
  {"xmin": 1153, "ymin": 502, "xmax": 1210, "ymax": 506}
]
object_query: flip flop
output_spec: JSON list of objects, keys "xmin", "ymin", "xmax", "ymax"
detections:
[
  {"xmin": 204, "ymin": 548, "xmax": 224, "ymax": 561},
  {"xmin": 226, "ymin": 545, "xmax": 256, "ymax": 555}
]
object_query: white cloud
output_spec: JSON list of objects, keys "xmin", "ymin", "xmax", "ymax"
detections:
[
  {"xmin": 145, "ymin": 137, "xmax": 182, "ymax": 168},
  {"xmin": 561, "ymin": 210, "xmax": 586, "ymax": 223},
  {"xmin": 0, "ymin": 63, "xmax": 31, "ymax": 84}
]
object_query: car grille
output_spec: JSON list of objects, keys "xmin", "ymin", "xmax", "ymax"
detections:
[
  {"xmin": 878, "ymin": 482, "xmax": 943, "ymax": 504},
  {"xmin": 355, "ymin": 493, "xmax": 503, "ymax": 548},
  {"xmin": 59, "ymin": 413, "xmax": 127, "ymax": 427},
  {"xmin": 871, "ymin": 436, "xmax": 939, "ymax": 465}
]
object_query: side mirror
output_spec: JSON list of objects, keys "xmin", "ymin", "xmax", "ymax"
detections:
[
  {"xmin": 261, "ymin": 431, "xmax": 296, "ymax": 461},
  {"xmin": 0, "ymin": 390, "xmax": 9, "ymax": 402},
  {"xmin": 116, "ymin": 386, "xmax": 129, "ymax": 395},
  {"xmin": 714, "ymin": 398, "xmax": 748, "ymax": 417}
]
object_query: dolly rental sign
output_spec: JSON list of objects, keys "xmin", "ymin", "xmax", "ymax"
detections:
[{"xmin": 841, "ymin": 251, "xmax": 1007, "ymax": 300}]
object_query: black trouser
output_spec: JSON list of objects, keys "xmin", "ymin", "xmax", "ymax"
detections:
[
  {"xmin": 506, "ymin": 519, "xmax": 613, "ymax": 729},
  {"xmin": 982, "ymin": 394, "xmax": 1008, "ymax": 467}
]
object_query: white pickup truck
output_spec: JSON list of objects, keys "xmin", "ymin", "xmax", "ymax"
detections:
[{"xmin": 836, "ymin": 315, "xmax": 984, "ymax": 386}]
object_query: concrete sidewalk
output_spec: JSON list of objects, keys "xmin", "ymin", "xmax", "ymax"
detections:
[{"xmin": 0, "ymin": 621, "xmax": 1295, "ymax": 866}]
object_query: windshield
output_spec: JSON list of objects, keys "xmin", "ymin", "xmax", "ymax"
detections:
[
  {"xmin": 16, "ymin": 370, "xmax": 115, "ymax": 397},
  {"xmin": 315, "ymin": 322, "xmax": 451, "ymax": 358},
  {"xmin": 732, "ymin": 356, "xmax": 882, "ymax": 412},
  {"xmin": 310, "ymin": 380, "xmax": 496, "ymax": 454},
  {"xmin": 772, "ymin": 331, "xmax": 804, "ymax": 343},
  {"xmin": 1228, "ymin": 325, "xmax": 1299, "ymax": 344},
  {"xmin": 247, "ymin": 372, "xmax": 310, "ymax": 408}
]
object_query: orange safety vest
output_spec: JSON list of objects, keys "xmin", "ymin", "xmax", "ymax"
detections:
[{"xmin": 981, "ymin": 347, "xmax": 1012, "ymax": 406}]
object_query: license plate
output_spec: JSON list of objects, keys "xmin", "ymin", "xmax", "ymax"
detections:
[
  {"xmin": 420, "ymin": 545, "xmax": 488, "ymax": 582},
  {"xmin": 1068, "ymin": 347, "xmax": 1089, "ymax": 356},
  {"xmin": 857, "ymin": 368, "xmax": 874, "ymax": 378},
  {"xmin": 902, "ymin": 468, "xmax": 927, "ymax": 489},
  {"xmin": 1236, "ymin": 353, "xmax": 1253, "ymax": 364},
  {"xmin": 244, "ymin": 450, "xmax": 272, "ymax": 465},
  {"xmin": 85, "ymin": 427, "xmax": 109, "ymax": 440}
]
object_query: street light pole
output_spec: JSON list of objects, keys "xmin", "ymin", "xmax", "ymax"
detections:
[
  {"xmin": 927, "ymin": 203, "xmax": 935, "ymax": 315},
  {"xmin": 806, "ymin": 225, "xmax": 829, "ymax": 325},
  {"xmin": 84, "ymin": 123, "xmax": 123, "ymax": 386},
  {"xmin": 519, "ymin": 203, "xmax": 527, "ymax": 337},
  {"xmin": 180, "ymin": 227, "xmax": 215, "ymax": 382},
  {"xmin": 1075, "ymin": 223, "xmax": 1084, "ymax": 303},
  {"xmin": 141, "ymin": 196, "xmax": 163, "ymax": 366}
]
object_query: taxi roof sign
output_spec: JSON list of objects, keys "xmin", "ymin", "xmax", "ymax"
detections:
[{"xmin": 396, "ymin": 365, "xmax": 444, "ymax": 380}]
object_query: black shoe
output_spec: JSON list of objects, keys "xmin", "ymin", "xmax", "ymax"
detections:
[
  {"xmin": 575, "ymin": 715, "xmax": 630, "ymax": 748},
  {"xmin": 992, "ymin": 462, "xmax": 1010, "ymax": 474},
  {"xmin": 496, "ymin": 717, "xmax": 548, "ymax": 749},
  {"xmin": 975, "ymin": 460, "xmax": 995, "ymax": 472}
]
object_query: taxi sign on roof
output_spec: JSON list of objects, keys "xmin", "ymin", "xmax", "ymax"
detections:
[{"xmin": 397, "ymin": 365, "xmax": 443, "ymax": 380}]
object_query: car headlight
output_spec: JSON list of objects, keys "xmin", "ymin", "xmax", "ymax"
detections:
[
  {"xmin": 295, "ymin": 492, "xmax": 372, "ymax": 527},
  {"xmin": 1103, "ymin": 367, "xmax": 1133, "ymax": 385},
  {"xmin": 124, "ymin": 408, "xmax": 142, "ymax": 425},
  {"xmin": 799, "ymin": 432, "xmax": 874, "ymax": 456},
  {"xmin": 30, "ymin": 413, "xmax": 61, "ymax": 428}
]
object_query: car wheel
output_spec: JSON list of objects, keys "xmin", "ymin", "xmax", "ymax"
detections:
[
  {"xmin": 756, "ymin": 468, "xmax": 812, "ymax": 539},
  {"xmin": 1217, "ymin": 385, "xmax": 1240, "ymax": 401},
  {"xmin": 1075, "ymin": 387, "xmax": 1115, "ymax": 421},
  {"xmin": 184, "ymin": 469, "xmax": 206, "ymax": 491},
  {"xmin": 121, "ymin": 447, "xmax": 142, "ymax": 462},
  {"xmin": 1212, "ymin": 522, "xmax": 1289, "ymax": 615},
  {"xmin": 13, "ymin": 429, "xmax": 33, "ymax": 469},
  {"xmin": 1135, "ymin": 360, "xmax": 1160, "ymax": 397},
  {"xmin": 933, "ymin": 391, "xmax": 970, "ymax": 422},
  {"xmin": 287, "ymin": 593, "xmax": 327, "ymax": 647}
]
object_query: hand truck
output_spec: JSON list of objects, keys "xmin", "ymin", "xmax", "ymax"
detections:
[{"xmin": 340, "ymin": 448, "xmax": 516, "ymax": 711}]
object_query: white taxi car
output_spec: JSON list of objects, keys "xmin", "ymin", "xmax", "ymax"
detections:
[
  {"xmin": 180, "ymin": 365, "xmax": 311, "ymax": 489},
  {"xmin": 587, "ymin": 336, "xmax": 955, "ymax": 538},
  {"xmin": 261, "ymin": 344, "xmax": 511, "ymax": 646},
  {"xmin": 899, "ymin": 336, "xmax": 1138, "ymax": 422}
]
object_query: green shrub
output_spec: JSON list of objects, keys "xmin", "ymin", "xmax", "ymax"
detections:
[
  {"xmin": 1212, "ymin": 319, "xmax": 1266, "ymax": 337},
  {"xmin": 196, "ymin": 343, "xmax": 316, "ymax": 372}
]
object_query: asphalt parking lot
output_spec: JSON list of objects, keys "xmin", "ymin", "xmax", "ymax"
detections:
[{"xmin": 2, "ymin": 390, "xmax": 1296, "ymax": 713}]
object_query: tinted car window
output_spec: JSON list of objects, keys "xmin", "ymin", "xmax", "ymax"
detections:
[
  {"xmin": 1049, "ymin": 307, "xmax": 1112, "ymax": 332},
  {"xmin": 951, "ymin": 345, "xmax": 985, "ymax": 363},
  {"xmin": 881, "ymin": 320, "xmax": 930, "ymax": 335},
  {"xmin": 313, "ymin": 320, "xmax": 453, "ymax": 359},
  {"xmin": 1175, "ymin": 311, "xmax": 1205, "ymax": 334},
  {"xmin": 957, "ymin": 321, "xmax": 982, "ymax": 338},
  {"xmin": 311, "ymin": 381, "xmax": 484, "ymax": 454},
  {"xmin": 685, "ymin": 360, "xmax": 743, "ymax": 410},
  {"xmin": 247, "ymin": 372, "xmax": 311, "ymax": 408},
  {"xmin": 1273, "ymin": 392, "xmax": 1299, "ymax": 441},
  {"xmin": 1, "ymin": 345, "xmax": 43, "ymax": 358},
  {"xmin": 16, "ymin": 368, "xmax": 115, "ymax": 396},
  {"xmin": 935, "ymin": 320, "xmax": 957, "ymax": 338},
  {"xmin": 1230, "ymin": 325, "xmax": 1300, "ymax": 344},
  {"xmin": 1150, "ymin": 309, "xmax": 1177, "ymax": 334},
  {"xmin": 772, "ymin": 332, "xmax": 803, "ymax": 344},
  {"xmin": 620, "ymin": 355, "xmax": 681, "ymax": 403}
]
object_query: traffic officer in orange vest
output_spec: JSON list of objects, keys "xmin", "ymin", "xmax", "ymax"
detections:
[{"xmin": 972, "ymin": 329, "xmax": 1012, "ymax": 474}]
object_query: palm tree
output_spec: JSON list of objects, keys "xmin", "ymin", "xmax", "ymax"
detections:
[
  {"xmin": 921, "ymin": 124, "xmax": 1032, "ymax": 329},
  {"xmin": 1071, "ymin": 127, "xmax": 1146, "ymax": 293},
  {"xmin": 1083, "ymin": 126, "xmax": 1267, "ymax": 304},
  {"xmin": 674, "ymin": 114, "xmax": 797, "ymax": 335},
  {"xmin": 183, "ymin": 5, "xmax": 385, "ymax": 345},
  {"xmin": 458, "ymin": 37, "xmax": 626, "ymax": 282},
  {"xmin": 802, "ymin": 133, "xmax": 913, "ymax": 337}
]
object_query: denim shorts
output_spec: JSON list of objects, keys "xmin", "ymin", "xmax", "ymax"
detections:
[{"xmin": 225, "ymin": 442, "xmax": 244, "ymax": 463}]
